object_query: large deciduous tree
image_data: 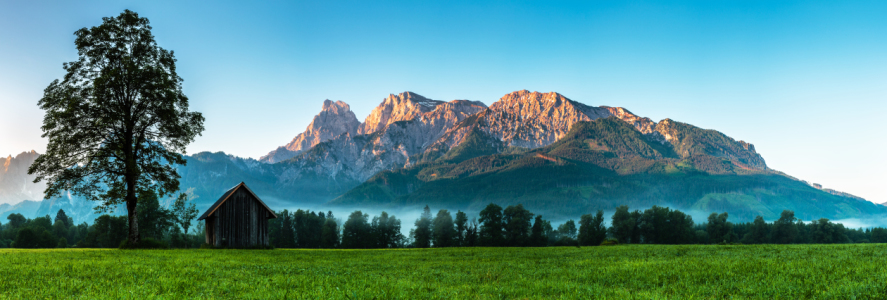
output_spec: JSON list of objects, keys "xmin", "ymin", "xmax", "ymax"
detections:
[{"xmin": 28, "ymin": 10, "xmax": 204, "ymax": 245}]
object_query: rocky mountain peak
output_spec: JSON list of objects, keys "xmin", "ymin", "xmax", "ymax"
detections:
[
  {"xmin": 321, "ymin": 99, "xmax": 352, "ymax": 114},
  {"xmin": 358, "ymin": 92, "xmax": 446, "ymax": 135},
  {"xmin": 434, "ymin": 90, "xmax": 617, "ymax": 149},
  {"xmin": 0, "ymin": 150, "xmax": 45, "ymax": 204},
  {"xmin": 259, "ymin": 99, "xmax": 360, "ymax": 163}
]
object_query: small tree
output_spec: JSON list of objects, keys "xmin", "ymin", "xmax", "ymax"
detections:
[
  {"xmin": 412, "ymin": 206, "xmax": 433, "ymax": 248},
  {"xmin": 342, "ymin": 211, "xmax": 371, "ymax": 248},
  {"xmin": 530, "ymin": 215, "xmax": 547, "ymax": 247},
  {"xmin": 6, "ymin": 214, "xmax": 26, "ymax": 229},
  {"xmin": 320, "ymin": 211, "xmax": 340, "ymax": 248},
  {"xmin": 772, "ymin": 210, "xmax": 799, "ymax": 244},
  {"xmin": 478, "ymin": 203, "xmax": 505, "ymax": 246},
  {"xmin": 136, "ymin": 190, "xmax": 174, "ymax": 241},
  {"xmin": 742, "ymin": 216, "xmax": 769, "ymax": 244},
  {"xmin": 54, "ymin": 209, "xmax": 70, "ymax": 227},
  {"xmin": 578, "ymin": 210, "xmax": 607, "ymax": 246},
  {"xmin": 373, "ymin": 212, "xmax": 403, "ymax": 248},
  {"xmin": 171, "ymin": 192, "xmax": 198, "ymax": 235},
  {"xmin": 503, "ymin": 204, "xmax": 533, "ymax": 247},
  {"xmin": 706, "ymin": 212, "xmax": 733, "ymax": 243},
  {"xmin": 609, "ymin": 205, "xmax": 634, "ymax": 243},
  {"xmin": 558, "ymin": 220, "xmax": 577, "ymax": 239},
  {"xmin": 870, "ymin": 228, "xmax": 887, "ymax": 243},
  {"xmin": 431, "ymin": 210, "xmax": 456, "ymax": 247},
  {"xmin": 28, "ymin": 10, "xmax": 205, "ymax": 245},
  {"xmin": 465, "ymin": 218, "xmax": 479, "ymax": 247},
  {"xmin": 454, "ymin": 210, "xmax": 468, "ymax": 246}
]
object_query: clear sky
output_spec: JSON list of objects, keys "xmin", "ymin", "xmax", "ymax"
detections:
[{"xmin": 1, "ymin": 1, "xmax": 885, "ymax": 203}]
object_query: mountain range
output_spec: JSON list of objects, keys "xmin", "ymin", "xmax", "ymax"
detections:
[{"xmin": 2, "ymin": 90, "xmax": 883, "ymax": 223}]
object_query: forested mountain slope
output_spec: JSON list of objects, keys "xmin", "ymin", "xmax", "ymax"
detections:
[{"xmin": 332, "ymin": 117, "xmax": 883, "ymax": 221}]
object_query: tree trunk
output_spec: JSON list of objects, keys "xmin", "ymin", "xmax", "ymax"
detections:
[{"xmin": 126, "ymin": 178, "xmax": 139, "ymax": 245}]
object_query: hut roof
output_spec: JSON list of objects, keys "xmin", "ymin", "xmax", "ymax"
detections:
[{"xmin": 197, "ymin": 182, "xmax": 278, "ymax": 221}]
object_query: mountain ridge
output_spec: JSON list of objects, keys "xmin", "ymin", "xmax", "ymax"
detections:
[{"xmin": 0, "ymin": 90, "xmax": 881, "ymax": 223}]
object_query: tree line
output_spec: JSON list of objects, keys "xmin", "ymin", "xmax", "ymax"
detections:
[
  {"xmin": 4, "ymin": 201, "xmax": 886, "ymax": 249},
  {"xmin": 269, "ymin": 203, "xmax": 887, "ymax": 248},
  {"xmin": 0, "ymin": 191, "xmax": 202, "ymax": 248}
]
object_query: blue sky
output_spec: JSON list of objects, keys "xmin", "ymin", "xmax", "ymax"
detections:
[{"xmin": 1, "ymin": 1, "xmax": 885, "ymax": 203}]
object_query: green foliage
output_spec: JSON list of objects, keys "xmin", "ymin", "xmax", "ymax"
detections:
[
  {"xmin": 503, "ymin": 204, "xmax": 533, "ymax": 247},
  {"xmin": 557, "ymin": 220, "xmax": 577, "ymax": 239},
  {"xmin": 431, "ymin": 210, "xmax": 456, "ymax": 247},
  {"xmin": 609, "ymin": 205, "xmax": 635, "ymax": 243},
  {"xmin": 411, "ymin": 206, "xmax": 433, "ymax": 248},
  {"xmin": 871, "ymin": 228, "xmax": 887, "ymax": 243},
  {"xmin": 371, "ymin": 212, "xmax": 404, "ymax": 248},
  {"xmin": 478, "ymin": 203, "xmax": 505, "ymax": 246},
  {"xmin": 454, "ymin": 211, "xmax": 468, "ymax": 246},
  {"xmin": 13, "ymin": 227, "xmax": 57, "ymax": 248},
  {"xmin": 171, "ymin": 193, "xmax": 199, "ymax": 234},
  {"xmin": 342, "ymin": 211, "xmax": 372, "ymax": 249},
  {"xmin": 600, "ymin": 239, "xmax": 619, "ymax": 246},
  {"xmin": 529, "ymin": 215, "xmax": 547, "ymax": 247},
  {"xmin": 6, "ymin": 214, "xmax": 26, "ymax": 229},
  {"xmin": 78, "ymin": 215, "xmax": 129, "ymax": 248},
  {"xmin": 772, "ymin": 210, "xmax": 799, "ymax": 244},
  {"xmin": 578, "ymin": 210, "xmax": 607, "ymax": 246},
  {"xmin": 741, "ymin": 216, "xmax": 770, "ymax": 244},
  {"xmin": 707, "ymin": 212, "xmax": 733, "ymax": 243},
  {"xmin": 320, "ymin": 213, "xmax": 340, "ymax": 249},
  {"xmin": 136, "ymin": 190, "xmax": 175, "ymax": 241},
  {"xmin": 28, "ymin": 10, "xmax": 204, "ymax": 245}
]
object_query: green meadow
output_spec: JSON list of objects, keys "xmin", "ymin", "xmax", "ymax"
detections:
[{"xmin": 1, "ymin": 244, "xmax": 885, "ymax": 299}]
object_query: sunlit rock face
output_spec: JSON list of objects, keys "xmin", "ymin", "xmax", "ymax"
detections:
[
  {"xmin": 0, "ymin": 150, "xmax": 45, "ymax": 204},
  {"xmin": 429, "ymin": 90, "xmax": 661, "ymax": 150},
  {"xmin": 261, "ymin": 90, "xmax": 767, "ymax": 191},
  {"xmin": 260, "ymin": 100, "xmax": 360, "ymax": 163},
  {"xmin": 358, "ymin": 92, "xmax": 446, "ymax": 135},
  {"xmin": 273, "ymin": 92, "xmax": 487, "ymax": 183},
  {"xmin": 653, "ymin": 118, "xmax": 767, "ymax": 171}
]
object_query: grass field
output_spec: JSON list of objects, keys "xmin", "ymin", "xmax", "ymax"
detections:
[{"xmin": 1, "ymin": 244, "xmax": 886, "ymax": 299}]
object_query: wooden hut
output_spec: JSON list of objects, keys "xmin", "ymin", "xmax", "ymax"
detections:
[{"xmin": 197, "ymin": 182, "xmax": 277, "ymax": 247}]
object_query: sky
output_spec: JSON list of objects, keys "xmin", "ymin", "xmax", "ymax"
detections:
[{"xmin": 1, "ymin": 0, "xmax": 885, "ymax": 203}]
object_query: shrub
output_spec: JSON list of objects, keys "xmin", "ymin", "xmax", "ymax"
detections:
[
  {"xmin": 119, "ymin": 238, "xmax": 169, "ymax": 249},
  {"xmin": 600, "ymin": 239, "xmax": 619, "ymax": 246}
]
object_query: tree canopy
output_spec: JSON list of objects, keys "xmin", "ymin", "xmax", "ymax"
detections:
[{"xmin": 28, "ymin": 10, "xmax": 204, "ymax": 245}]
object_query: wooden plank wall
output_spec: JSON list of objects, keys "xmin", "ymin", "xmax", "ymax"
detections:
[{"xmin": 210, "ymin": 189, "xmax": 270, "ymax": 248}]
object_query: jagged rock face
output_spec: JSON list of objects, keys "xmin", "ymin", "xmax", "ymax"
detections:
[
  {"xmin": 260, "ymin": 100, "xmax": 360, "ymax": 163},
  {"xmin": 0, "ymin": 150, "xmax": 45, "ymax": 204},
  {"xmin": 358, "ymin": 92, "xmax": 446, "ymax": 135},
  {"xmin": 274, "ymin": 93, "xmax": 487, "ymax": 183},
  {"xmin": 431, "ymin": 90, "xmax": 660, "ymax": 150},
  {"xmin": 601, "ymin": 106, "xmax": 658, "ymax": 136},
  {"xmin": 258, "ymin": 90, "xmax": 769, "ymax": 202},
  {"xmin": 654, "ymin": 118, "xmax": 767, "ymax": 170}
]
